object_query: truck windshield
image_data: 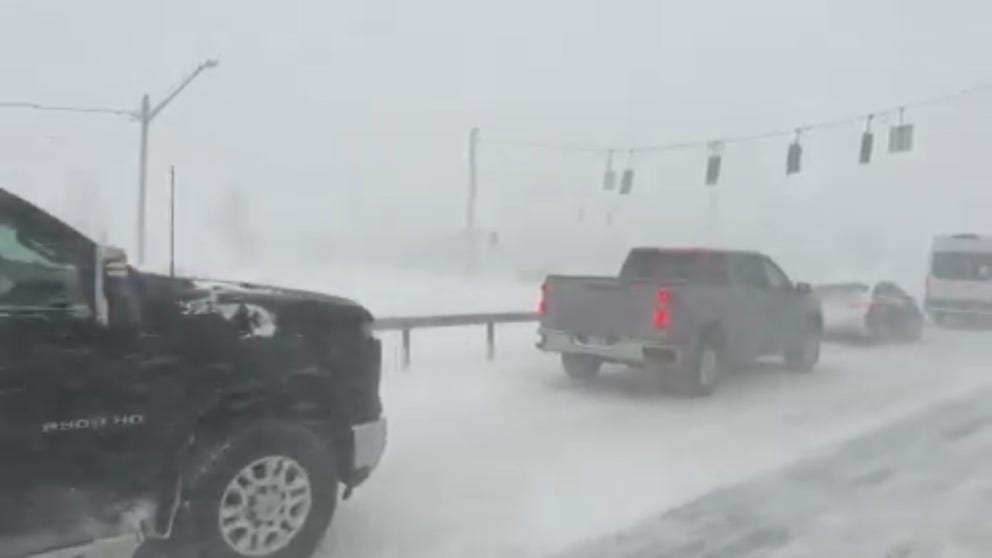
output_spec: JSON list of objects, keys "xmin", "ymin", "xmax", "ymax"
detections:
[
  {"xmin": 932, "ymin": 252, "xmax": 992, "ymax": 281},
  {"xmin": 619, "ymin": 250, "xmax": 727, "ymax": 284}
]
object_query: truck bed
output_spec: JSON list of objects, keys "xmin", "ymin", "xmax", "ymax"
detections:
[{"xmin": 539, "ymin": 274, "xmax": 732, "ymax": 365}]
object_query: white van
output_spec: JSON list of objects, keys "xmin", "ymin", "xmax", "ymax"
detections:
[{"xmin": 925, "ymin": 234, "xmax": 992, "ymax": 323}]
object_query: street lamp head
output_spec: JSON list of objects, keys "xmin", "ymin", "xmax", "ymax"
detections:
[{"xmin": 203, "ymin": 59, "xmax": 219, "ymax": 69}]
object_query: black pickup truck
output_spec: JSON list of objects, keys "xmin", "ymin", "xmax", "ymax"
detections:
[
  {"xmin": 0, "ymin": 188, "xmax": 386, "ymax": 558},
  {"xmin": 537, "ymin": 247, "xmax": 823, "ymax": 396}
]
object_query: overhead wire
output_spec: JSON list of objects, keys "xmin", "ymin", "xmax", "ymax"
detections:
[
  {"xmin": 480, "ymin": 80, "xmax": 992, "ymax": 155},
  {"xmin": 0, "ymin": 101, "xmax": 135, "ymax": 118}
]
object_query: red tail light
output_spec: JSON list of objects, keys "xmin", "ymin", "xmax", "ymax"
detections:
[
  {"xmin": 538, "ymin": 281, "xmax": 549, "ymax": 315},
  {"xmin": 653, "ymin": 288, "xmax": 671, "ymax": 329}
]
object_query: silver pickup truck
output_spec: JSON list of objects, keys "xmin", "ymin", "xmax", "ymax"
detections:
[{"xmin": 537, "ymin": 248, "xmax": 823, "ymax": 396}]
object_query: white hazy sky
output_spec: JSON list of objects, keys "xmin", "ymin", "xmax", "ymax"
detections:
[{"xmin": 1, "ymin": 0, "xmax": 990, "ymax": 282}]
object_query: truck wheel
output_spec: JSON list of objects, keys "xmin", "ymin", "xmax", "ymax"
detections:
[
  {"xmin": 561, "ymin": 354, "xmax": 602, "ymax": 379},
  {"xmin": 785, "ymin": 323, "xmax": 821, "ymax": 373},
  {"xmin": 665, "ymin": 335, "xmax": 723, "ymax": 397},
  {"xmin": 175, "ymin": 422, "xmax": 338, "ymax": 558}
]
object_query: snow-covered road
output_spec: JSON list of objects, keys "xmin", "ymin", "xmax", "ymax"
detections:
[
  {"xmin": 320, "ymin": 326, "xmax": 992, "ymax": 558},
  {"xmin": 562, "ymin": 370, "xmax": 992, "ymax": 558}
]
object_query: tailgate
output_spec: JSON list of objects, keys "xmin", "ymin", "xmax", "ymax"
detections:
[{"xmin": 540, "ymin": 276, "xmax": 662, "ymax": 340}]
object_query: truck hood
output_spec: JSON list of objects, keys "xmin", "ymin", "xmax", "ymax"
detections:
[
  {"xmin": 187, "ymin": 277, "xmax": 371, "ymax": 317},
  {"xmin": 135, "ymin": 272, "xmax": 374, "ymax": 338}
]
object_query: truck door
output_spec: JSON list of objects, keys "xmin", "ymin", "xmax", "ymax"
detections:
[
  {"xmin": 0, "ymin": 212, "xmax": 108, "ymax": 546},
  {"xmin": 727, "ymin": 254, "xmax": 775, "ymax": 358},
  {"xmin": 0, "ymin": 189, "xmax": 186, "ymax": 549},
  {"xmin": 759, "ymin": 256, "xmax": 797, "ymax": 352}
]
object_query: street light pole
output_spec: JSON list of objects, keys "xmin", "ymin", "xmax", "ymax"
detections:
[
  {"xmin": 135, "ymin": 59, "xmax": 218, "ymax": 264},
  {"xmin": 137, "ymin": 94, "xmax": 151, "ymax": 264}
]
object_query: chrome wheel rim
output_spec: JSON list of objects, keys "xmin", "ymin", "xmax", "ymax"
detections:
[{"xmin": 218, "ymin": 456, "xmax": 313, "ymax": 556}]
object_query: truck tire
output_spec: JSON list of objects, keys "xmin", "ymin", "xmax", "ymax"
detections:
[
  {"xmin": 172, "ymin": 422, "xmax": 338, "ymax": 558},
  {"xmin": 561, "ymin": 354, "xmax": 602, "ymax": 380},
  {"xmin": 663, "ymin": 334, "xmax": 723, "ymax": 398},
  {"xmin": 785, "ymin": 321, "xmax": 821, "ymax": 373}
]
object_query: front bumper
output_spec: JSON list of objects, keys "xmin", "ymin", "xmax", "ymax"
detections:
[{"xmin": 350, "ymin": 417, "xmax": 387, "ymax": 482}]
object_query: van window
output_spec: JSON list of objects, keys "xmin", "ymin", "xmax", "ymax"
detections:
[{"xmin": 932, "ymin": 252, "xmax": 992, "ymax": 281}]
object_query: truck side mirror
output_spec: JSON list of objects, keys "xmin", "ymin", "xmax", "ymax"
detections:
[
  {"xmin": 795, "ymin": 282, "xmax": 812, "ymax": 295},
  {"xmin": 94, "ymin": 244, "xmax": 137, "ymax": 329}
]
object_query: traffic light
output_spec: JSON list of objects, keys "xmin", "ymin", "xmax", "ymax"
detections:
[
  {"xmin": 603, "ymin": 169, "xmax": 616, "ymax": 191},
  {"xmin": 705, "ymin": 154, "xmax": 722, "ymax": 186},
  {"xmin": 859, "ymin": 131, "xmax": 874, "ymax": 164},
  {"xmin": 786, "ymin": 140, "xmax": 802, "ymax": 175},
  {"xmin": 619, "ymin": 169, "xmax": 634, "ymax": 195},
  {"xmin": 889, "ymin": 124, "xmax": 914, "ymax": 153}
]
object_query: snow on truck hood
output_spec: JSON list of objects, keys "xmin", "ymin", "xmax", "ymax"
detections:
[{"xmin": 186, "ymin": 277, "xmax": 370, "ymax": 313}]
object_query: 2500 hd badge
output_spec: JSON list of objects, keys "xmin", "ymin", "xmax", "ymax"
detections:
[{"xmin": 41, "ymin": 414, "xmax": 146, "ymax": 433}]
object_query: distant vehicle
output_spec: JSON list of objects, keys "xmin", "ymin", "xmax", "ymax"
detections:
[
  {"xmin": 537, "ymin": 248, "xmax": 823, "ymax": 397},
  {"xmin": 0, "ymin": 187, "xmax": 386, "ymax": 558},
  {"xmin": 816, "ymin": 281, "xmax": 924, "ymax": 342},
  {"xmin": 925, "ymin": 233, "xmax": 992, "ymax": 325}
]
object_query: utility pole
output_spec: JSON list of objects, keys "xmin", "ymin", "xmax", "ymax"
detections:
[
  {"xmin": 467, "ymin": 127, "xmax": 479, "ymax": 233},
  {"xmin": 466, "ymin": 127, "xmax": 479, "ymax": 274},
  {"xmin": 138, "ymin": 95, "xmax": 151, "ymax": 265},
  {"xmin": 135, "ymin": 59, "xmax": 219, "ymax": 264},
  {"xmin": 169, "ymin": 165, "xmax": 176, "ymax": 278}
]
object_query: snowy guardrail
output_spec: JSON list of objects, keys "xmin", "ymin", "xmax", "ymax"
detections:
[{"xmin": 375, "ymin": 312, "xmax": 538, "ymax": 369}]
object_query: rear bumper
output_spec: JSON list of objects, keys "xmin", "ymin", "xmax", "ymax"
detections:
[
  {"xmin": 537, "ymin": 328, "xmax": 680, "ymax": 365},
  {"xmin": 349, "ymin": 417, "xmax": 387, "ymax": 484}
]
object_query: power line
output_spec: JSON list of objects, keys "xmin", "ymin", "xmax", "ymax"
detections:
[
  {"xmin": 481, "ymin": 80, "xmax": 992, "ymax": 155},
  {"xmin": 0, "ymin": 101, "xmax": 135, "ymax": 118}
]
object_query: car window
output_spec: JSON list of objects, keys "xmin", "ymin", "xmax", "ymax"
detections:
[
  {"xmin": 761, "ymin": 259, "xmax": 792, "ymax": 289},
  {"xmin": 733, "ymin": 255, "xmax": 771, "ymax": 288},
  {"xmin": 619, "ymin": 251, "xmax": 728, "ymax": 284},
  {"xmin": 873, "ymin": 282, "xmax": 897, "ymax": 297},
  {"xmin": 0, "ymin": 221, "xmax": 85, "ymax": 309}
]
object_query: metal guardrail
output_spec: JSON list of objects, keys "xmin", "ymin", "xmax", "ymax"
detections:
[{"xmin": 374, "ymin": 312, "xmax": 538, "ymax": 369}]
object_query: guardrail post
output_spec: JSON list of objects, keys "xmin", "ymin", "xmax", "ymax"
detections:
[
  {"xmin": 401, "ymin": 328, "xmax": 411, "ymax": 370},
  {"xmin": 485, "ymin": 321, "xmax": 495, "ymax": 361}
]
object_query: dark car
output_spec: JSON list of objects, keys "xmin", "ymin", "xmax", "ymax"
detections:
[{"xmin": 816, "ymin": 280, "xmax": 923, "ymax": 342}]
